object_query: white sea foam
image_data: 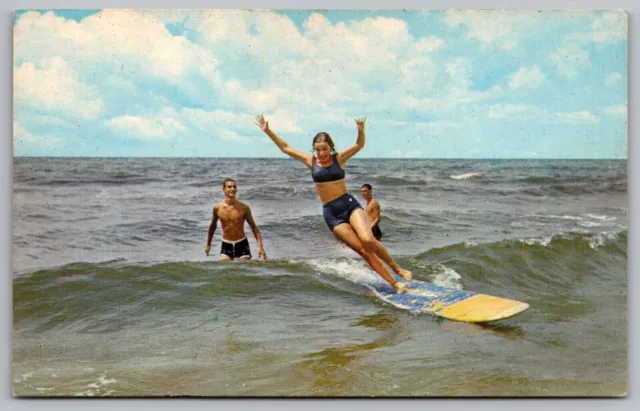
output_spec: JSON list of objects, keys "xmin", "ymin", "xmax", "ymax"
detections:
[
  {"xmin": 306, "ymin": 258, "xmax": 385, "ymax": 286},
  {"xmin": 450, "ymin": 172, "xmax": 481, "ymax": 180},
  {"xmin": 75, "ymin": 373, "xmax": 118, "ymax": 397},
  {"xmin": 517, "ymin": 231, "xmax": 620, "ymax": 250},
  {"xmin": 519, "ymin": 236, "xmax": 554, "ymax": 247},
  {"xmin": 431, "ymin": 264, "xmax": 463, "ymax": 289},
  {"xmin": 545, "ymin": 214, "xmax": 584, "ymax": 221},
  {"xmin": 588, "ymin": 232, "xmax": 619, "ymax": 250},
  {"xmin": 578, "ymin": 220, "xmax": 604, "ymax": 228},
  {"xmin": 409, "ymin": 261, "xmax": 464, "ymax": 289},
  {"xmin": 586, "ymin": 213, "xmax": 617, "ymax": 221}
]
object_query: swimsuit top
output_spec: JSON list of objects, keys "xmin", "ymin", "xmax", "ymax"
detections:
[{"xmin": 311, "ymin": 153, "xmax": 345, "ymax": 183}]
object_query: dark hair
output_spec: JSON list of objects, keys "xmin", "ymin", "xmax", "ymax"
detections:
[
  {"xmin": 311, "ymin": 132, "xmax": 336, "ymax": 153},
  {"xmin": 361, "ymin": 184, "xmax": 372, "ymax": 190},
  {"xmin": 222, "ymin": 178, "xmax": 236, "ymax": 188}
]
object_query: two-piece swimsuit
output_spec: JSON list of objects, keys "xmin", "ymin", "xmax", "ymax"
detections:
[{"xmin": 311, "ymin": 153, "xmax": 364, "ymax": 231}]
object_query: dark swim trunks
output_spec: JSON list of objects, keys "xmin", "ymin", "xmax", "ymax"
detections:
[
  {"xmin": 322, "ymin": 193, "xmax": 364, "ymax": 231},
  {"xmin": 220, "ymin": 237, "xmax": 252, "ymax": 260},
  {"xmin": 372, "ymin": 224, "xmax": 383, "ymax": 240}
]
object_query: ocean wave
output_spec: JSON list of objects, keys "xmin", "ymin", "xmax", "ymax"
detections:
[
  {"xmin": 30, "ymin": 177, "xmax": 166, "ymax": 187},
  {"xmin": 107, "ymin": 218, "xmax": 202, "ymax": 242},
  {"xmin": 13, "ymin": 221, "xmax": 627, "ymax": 333},
  {"xmin": 520, "ymin": 177, "xmax": 627, "ymax": 196},
  {"xmin": 420, "ymin": 229, "xmax": 627, "ymax": 263},
  {"xmin": 367, "ymin": 174, "xmax": 432, "ymax": 186},
  {"xmin": 586, "ymin": 214, "xmax": 617, "ymax": 221},
  {"xmin": 495, "ymin": 230, "xmax": 623, "ymax": 252},
  {"xmin": 241, "ymin": 185, "xmax": 318, "ymax": 201},
  {"xmin": 450, "ymin": 172, "xmax": 482, "ymax": 180},
  {"xmin": 409, "ymin": 261, "xmax": 464, "ymax": 289},
  {"xmin": 304, "ymin": 258, "xmax": 384, "ymax": 287}
]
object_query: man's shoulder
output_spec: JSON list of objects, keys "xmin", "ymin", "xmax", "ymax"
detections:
[
  {"xmin": 235, "ymin": 200, "xmax": 250, "ymax": 210},
  {"xmin": 371, "ymin": 199, "xmax": 380, "ymax": 207}
]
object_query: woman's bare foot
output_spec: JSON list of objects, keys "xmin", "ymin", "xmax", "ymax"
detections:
[
  {"xmin": 395, "ymin": 267, "xmax": 412, "ymax": 281},
  {"xmin": 393, "ymin": 282, "xmax": 407, "ymax": 294}
]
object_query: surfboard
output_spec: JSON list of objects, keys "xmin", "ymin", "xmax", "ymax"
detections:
[{"xmin": 371, "ymin": 280, "xmax": 529, "ymax": 323}]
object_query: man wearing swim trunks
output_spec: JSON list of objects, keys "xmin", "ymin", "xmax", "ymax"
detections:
[
  {"xmin": 205, "ymin": 178, "xmax": 267, "ymax": 261},
  {"xmin": 360, "ymin": 184, "xmax": 383, "ymax": 241}
]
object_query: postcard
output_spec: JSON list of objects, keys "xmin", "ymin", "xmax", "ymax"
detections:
[{"xmin": 12, "ymin": 9, "xmax": 627, "ymax": 397}]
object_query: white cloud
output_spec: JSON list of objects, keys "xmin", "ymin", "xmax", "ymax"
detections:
[
  {"xmin": 591, "ymin": 11, "xmax": 627, "ymax": 44},
  {"xmin": 605, "ymin": 72, "xmax": 623, "ymax": 86},
  {"xmin": 555, "ymin": 111, "xmax": 599, "ymax": 124},
  {"xmin": 181, "ymin": 108, "xmax": 253, "ymax": 133},
  {"xmin": 548, "ymin": 11, "xmax": 626, "ymax": 79},
  {"xmin": 604, "ymin": 105, "xmax": 627, "ymax": 120},
  {"xmin": 442, "ymin": 10, "xmax": 542, "ymax": 50},
  {"xmin": 14, "ymin": 10, "xmax": 220, "ymax": 84},
  {"xmin": 508, "ymin": 66, "xmax": 546, "ymax": 90},
  {"xmin": 14, "ymin": 56, "xmax": 104, "ymax": 118},
  {"xmin": 391, "ymin": 149, "xmax": 422, "ymax": 158},
  {"xmin": 445, "ymin": 58, "xmax": 473, "ymax": 92},
  {"xmin": 13, "ymin": 122, "xmax": 60, "ymax": 146},
  {"xmin": 13, "ymin": 122, "xmax": 34, "ymax": 143},
  {"xmin": 398, "ymin": 56, "xmax": 505, "ymax": 114},
  {"xmin": 405, "ymin": 84, "xmax": 503, "ymax": 113},
  {"xmin": 376, "ymin": 119, "xmax": 464, "ymax": 133},
  {"xmin": 13, "ymin": 9, "xmax": 488, "ymax": 127},
  {"xmin": 222, "ymin": 80, "xmax": 285, "ymax": 112},
  {"xmin": 187, "ymin": 11, "xmax": 446, "ymax": 113},
  {"xmin": 416, "ymin": 36, "xmax": 445, "ymax": 53},
  {"xmin": 185, "ymin": 9, "xmax": 309, "ymax": 57},
  {"xmin": 218, "ymin": 131, "xmax": 253, "ymax": 144},
  {"xmin": 182, "ymin": 107, "xmax": 301, "ymax": 135},
  {"xmin": 108, "ymin": 112, "xmax": 188, "ymax": 140},
  {"xmin": 399, "ymin": 57, "xmax": 438, "ymax": 92},
  {"xmin": 486, "ymin": 105, "xmax": 604, "ymax": 125},
  {"xmin": 262, "ymin": 110, "xmax": 303, "ymax": 133},
  {"xmin": 487, "ymin": 104, "xmax": 542, "ymax": 119},
  {"xmin": 548, "ymin": 44, "xmax": 590, "ymax": 79}
]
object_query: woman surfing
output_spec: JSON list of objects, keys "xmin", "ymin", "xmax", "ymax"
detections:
[{"xmin": 255, "ymin": 114, "xmax": 412, "ymax": 293}]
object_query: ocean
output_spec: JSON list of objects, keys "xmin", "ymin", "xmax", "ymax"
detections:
[{"xmin": 12, "ymin": 157, "xmax": 627, "ymax": 397}]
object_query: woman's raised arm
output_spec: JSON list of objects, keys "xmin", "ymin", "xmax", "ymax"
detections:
[
  {"xmin": 255, "ymin": 115, "xmax": 312, "ymax": 169},
  {"xmin": 337, "ymin": 117, "xmax": 366, "ymax": 166}
]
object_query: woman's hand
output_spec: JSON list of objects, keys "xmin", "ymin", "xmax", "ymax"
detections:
[
  {"xmin": 255, "ymin": 114, "xmax": 270, "ymax": 132},
  {"xmin": 355, "ymin": 117, "xmax": 366, "ymax": 133}
]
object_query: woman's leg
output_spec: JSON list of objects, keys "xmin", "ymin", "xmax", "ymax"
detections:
[
  {"xmin": 348, "ymin": 208, "xmax": 412, "ymax": 281},
  {"xmin": 332, "ymin": 223, "xmax": 400, "ymax": 289}
]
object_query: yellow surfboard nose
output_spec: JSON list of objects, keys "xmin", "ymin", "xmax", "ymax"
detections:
[{"xmin": 434, "ymin": 294, "xmax": 530, "ymax": 323}]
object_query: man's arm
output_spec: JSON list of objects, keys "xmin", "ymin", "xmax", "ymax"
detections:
[
  {"xmin": 205, "ymin": 205, "xmax": 219, "ymax": 256},
  {"xmin": 245, "ymin": 206, "xmax": 267, "ymax": 259},
  {"xmin": 370, "ymin": 201, "xmax": 381, "ymax": 228}
]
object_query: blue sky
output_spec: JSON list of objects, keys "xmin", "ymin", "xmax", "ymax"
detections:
[{"xmin": 13, "ymin": 9, "xmax": 627, "ymax": 158}]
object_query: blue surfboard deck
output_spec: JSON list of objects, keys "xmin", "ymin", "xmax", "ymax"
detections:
[{"xmin": 371, "ymin": 280, "xmax": 529, "ymax": 323}]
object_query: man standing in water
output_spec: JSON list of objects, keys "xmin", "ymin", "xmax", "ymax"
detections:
[
  {"xmin": 205, "ymin": 178, "xmax": 267, "ymax": 261},
  {"xmin": 360, "ymin": 184, "xmax": 383, "ymax": 241}
]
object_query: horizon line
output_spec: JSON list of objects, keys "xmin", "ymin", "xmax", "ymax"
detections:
[{"xmin": 12, "ymin": 155, "xmax": 628, "ymax": 160}]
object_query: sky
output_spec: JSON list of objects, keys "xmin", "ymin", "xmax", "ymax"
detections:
[{"xmin": 12, "ymin": 9, "xmax": 628, "ymax": 158}]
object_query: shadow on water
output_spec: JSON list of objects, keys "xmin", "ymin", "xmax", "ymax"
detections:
[
  {"xmin": 351, "ymin": 311, "xmax": 399, "ymax": 331},
  {"xmin": 473, "ymin": 322, "xmax": 527, "ymax": 339},
  {"xmin": 290, "ymin": 312, "xmax": 405, "ymax": 394},
  {"xmin": 419, "ymin": 312, "xmax": 528, "ymax": 340},
  {"xmin": 288, "ymin": 311, "xmax": 527, "ymax": 395}
]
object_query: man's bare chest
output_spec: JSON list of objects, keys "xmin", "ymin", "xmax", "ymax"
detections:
[{"xmin": 218, "ymin": 206, "xmax": 245, "ymax": 221}]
